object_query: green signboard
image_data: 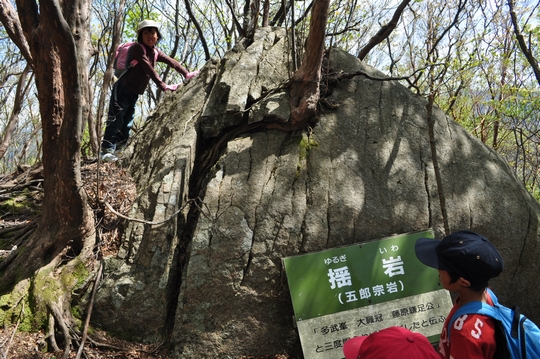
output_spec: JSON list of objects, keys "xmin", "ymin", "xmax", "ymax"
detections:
[{"xmin": 282, "ymin": 230, "xmax": 453, "ymax": 359}]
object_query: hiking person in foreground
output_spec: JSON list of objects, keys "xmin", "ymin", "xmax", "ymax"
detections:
[
  {"xmin": 415, "ymin": 230, "xmax": 504, "ymax": 359},
  {"xmin": 100, "ymin": 19, "xmax": 200, "ymax": 162}
]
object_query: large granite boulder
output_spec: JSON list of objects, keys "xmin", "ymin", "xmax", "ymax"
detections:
[{"xmin": 93, "ymin": 27, "xmax": 540, "ymax": 358}]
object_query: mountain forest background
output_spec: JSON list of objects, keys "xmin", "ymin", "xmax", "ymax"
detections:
[{"xmin": 1, "ymin": 0, "xmax": 540, "ymax": 200}]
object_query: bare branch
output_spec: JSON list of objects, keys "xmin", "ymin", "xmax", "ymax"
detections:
[
  {"xmin": 184, "ymin": 0, "xmax": 211, "ymax": 60},
  {"xmin": 75, "ymin": 261, "xmax": 103, "ymax": 359},
  {"xmin": 0, "ymin": 64, "xmax": 32, "ymax": 161},
  {"xmin": 0, "ymin": 0, "xmax": 33, "ymax": 65},
  {"xmin": 358, "ymin": 0, "xmax": 412, "ymax": 60},
  {"xmin": 508, "ymin": 0, "xmax": 540, "ymax": 85},
  {"xmin": 427, "ymin": 0, "xmax": 467, "ymax": 60}
]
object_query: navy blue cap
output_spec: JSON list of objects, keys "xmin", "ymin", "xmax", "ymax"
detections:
[{"xmin": 415, "ymin": 230, "xmax": 503, "ymax": 285}]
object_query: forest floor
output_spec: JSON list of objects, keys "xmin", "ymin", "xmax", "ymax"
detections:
[
  {"xmin": 0, "ymin": 160, "xmax": 292, "ymax": 359},
  {"xmin": 0, "ymin": 326, "xmax": 174, "ymax": 358},
  {"xmin": 0, "ymin": 326, "xmax": 290, "ymax": 359},
  {"xmin": 0, "ymin": 327, "xmax": 289, "ymax": 359}
]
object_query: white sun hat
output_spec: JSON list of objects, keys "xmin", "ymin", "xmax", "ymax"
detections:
[{"xmin": 137, "ymin": 20, "xmax": 162, "ymax": 38}]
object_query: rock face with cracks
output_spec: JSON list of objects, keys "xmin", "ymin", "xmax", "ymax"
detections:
[{"xmin": 93, "ymin": 27, "xmax": 540, "ymax": 358}]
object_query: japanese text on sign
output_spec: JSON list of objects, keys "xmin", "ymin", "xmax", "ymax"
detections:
[
  {"xmin": 310, "ymin": 300, "xmax": 445, "ymax": 355},
  {"xmin": 326, "ymin": 246, "xmax": 407, "ymax": 305}
]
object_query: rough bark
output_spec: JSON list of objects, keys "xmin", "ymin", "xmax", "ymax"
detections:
[
  {"xmin": 244, "ymin": 0, "xmax": 260, "ymax": 39},
  {"xmin": 286, "ymin": 0, "xmax": 329, "ymax": 128},
  {"xmin": 0, "ymin": 0, "xmax": 95, "ymax": 354},
  {"xmin": 21, "ymin": 0, "xmax": 93, "ymax": 256}
]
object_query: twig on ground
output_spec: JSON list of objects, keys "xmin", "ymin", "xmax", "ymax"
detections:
[
  {"xmin": 1, "ymin": 302, "xmax": 24, "ymax": 359},
  {"xmin": 75, "ymin": 261, "xmax": 103, "ymax": 359},
  {"xmin": 85, "ymin": 337, "xmax": 126, "ymax": 351}
]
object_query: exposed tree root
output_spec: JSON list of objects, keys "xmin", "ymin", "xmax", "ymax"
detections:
[
  {"xmin": 46, "ymin": 313, "xmax": 60, "ymax": 352},
  {"xmin": 0, "ymin": 161, "xmax": 146, "ymax": 358},
  {"xmin": 49, "ymin": 304, "xmax": 73, "ymax": 359}
]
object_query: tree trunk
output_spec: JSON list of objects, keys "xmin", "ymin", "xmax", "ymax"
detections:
[
  {"xmin": 244, "ymin": 0, "xmax": 260, "ymax": 39},
  {"xmin": 287, "ymin": 0, "xmax": 329, "ymax": 128},
  {"xmin": 0, "ymin": 0, "xmax": 95, "ymax": 353}
]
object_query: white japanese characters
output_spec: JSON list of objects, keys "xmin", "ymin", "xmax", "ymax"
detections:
[
  {"xmin": 328, "ymin": 267, "xmax": 353, "ymax": 289},
  {"xmin": 326, "ymin": 246, "xmax": 407, "ymax": 306}
]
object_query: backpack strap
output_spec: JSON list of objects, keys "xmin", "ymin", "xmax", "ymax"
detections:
[
  {"xmin": 447, "ymin": 290, "xmax": 502, "ymax": 341},
  {"xmin": 486, "ymin": 287, "xmax": 500, "ymax": 305},
  {"xmin": 150, "ymin": 46, "xmax": 159, "ymax": 64},
  {"xmin": 519, "ymin": 315, "xmax": 526, "ymax": 359},
  {"xmin": 116, "ymin": 43, "xmax": 160, "ymax": 82},
  {"xmin": 134, "ymin": 43, "xmax": 159, "ymax": 66},
  {"xmin": 448, "ymin": 289, "xmax": 524, "ymax": 359},
  {"xmin": 486, "ymin": 288, "xmax": 521, "ymax": 340},
  {"xmin": 447, "ymin": 300, "xmax": 505, "ymax": 357},
  {"xmin": 450, "ymin": 301, "xmax": 501, "ymax": 323}
]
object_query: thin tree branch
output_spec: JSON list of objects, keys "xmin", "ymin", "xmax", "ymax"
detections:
[
  {"xmin": 75, "ymin": 261, "xmax": 103, "ymax": 359},
  {"xmin": 0, "ymin": 64, "xmax": 32, "ymax": 161},
  {"xmin": 223, "ymin": 0, "xmax": 246, "ymax": 38},
  {"xmin": 184, "ymin": 0, "xmax": 211, "ymax": 60},
  {"xmin": 426, "ymin": 94, "xmax": 449, "ymax": 235},
  {"xmin": 0, "ymin": 302, "xmax": 24, "ymax": 359},
  {"xmin": 508, "ymin": 0, "xmax": 540, "ymax": 85},
  {"xmin": 427, "ymin": 0, "xmax": 467, "ymax": 60},
  {"xmin": 358, "ymin": 0, "xmax": 412, "ymax": 60},
  {"xmin": 330, "ymin": 63, "xmax": 442, "ymax": 82},
  {"xmin": 0, "ymin": 0, "xmax": 33, "ymax": 65}
]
